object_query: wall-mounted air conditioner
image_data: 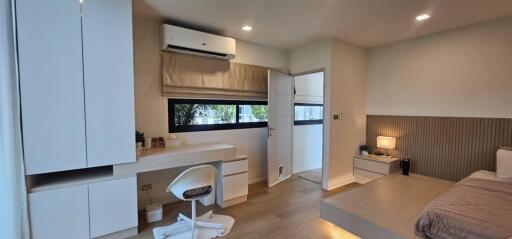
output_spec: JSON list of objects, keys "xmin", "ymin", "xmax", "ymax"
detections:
[{"xmin": 161, "ymin": 24, "xmax": 236, "ymax": 60}]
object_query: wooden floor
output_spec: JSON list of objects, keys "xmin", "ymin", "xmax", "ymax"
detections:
[
  {"xmin": 296, "ymin": 168, "xmax": 322, "ymax": 184},
  {"xmin": 132, "ymin": 176, "xmax": 361, "ymax": 239}
]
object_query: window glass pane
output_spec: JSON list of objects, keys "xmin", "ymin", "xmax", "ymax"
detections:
[
  {"xmin": 174, "ymin": 104, "xmax": 236, "ymax": 126},
  {"xmin": 169, "ymin": 99, "xmax": 268, "ymax": 132},
  {"xmin": 294, "ymin": 105, "xmax": 323, "ymax": 121},
  {"xmin": 239, "ymin": 105, "xmax": 268, "ymax": 123}
]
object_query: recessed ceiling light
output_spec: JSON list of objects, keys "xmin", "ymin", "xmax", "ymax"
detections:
[
  {"xmin": 416, "ymin": 14, "xmax": 430, "ymax": 21},
  {"xmin": 242, "ymin": 25, "xmax": 253, "ymax": 31}
]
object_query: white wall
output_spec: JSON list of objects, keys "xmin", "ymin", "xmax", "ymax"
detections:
[
  {"xmin": 133, "ymin": 6, "xmax": 289, "ymax": 207},
  {"xmin": 367, "ymin": 17, "xmax": 512, "ymax": 118},
  {"xmin": 175, "ymin": 128, "xmax": 267, "ymax": 182},
  {"xmin": 233, "ymin": 40, "xmax": 289, "ymax": 72},
  {"xmin": 328, "ymin": 39, "xmax": 367, "ymax": 189},
  {"xmin": 289, "ymin": 38, "xmax": 367, "ymax": 190},
  {"xmin": 293, "ymin": 124, "xmax": 323, "ymax": 173}
]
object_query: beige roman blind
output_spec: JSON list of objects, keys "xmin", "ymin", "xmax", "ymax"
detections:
[{"xmin": 162, "ymin": 52, "xmax": 268, "ymax": 99}]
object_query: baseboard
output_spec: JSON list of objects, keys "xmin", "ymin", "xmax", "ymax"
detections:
[
  {"xmin": 95, "ymin": 227, "xmax": 137, "ymax": 239},
  {"xmin": 249, "ymin": 177, "xmax": 266, "ymax": 185},
  {"xmin": 326, "ymin": 173, "xmax": 356, "ymax": 191},
  {"xmin": 267, "ymin": 174, "xmax": 292, "ymax": 187},
  {"xmin": 293, "ymin": 166, "xmax": 322, "ymax": 174}
]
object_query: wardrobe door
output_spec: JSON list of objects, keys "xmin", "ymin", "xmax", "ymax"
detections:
[
  {"xmin": 81, "ymin": 0, "xmax": 135, "ymax": 167},
  {"xmin": 88, "ymin": 176, "xmax": 138, "ymax": 238},
  {"xmin": 29, "ymin": 185, "xmax": 90, "ymax": 239},
  {"xmin": 17, "ymin": 0, "xmax": 87, "ymax": 174}
]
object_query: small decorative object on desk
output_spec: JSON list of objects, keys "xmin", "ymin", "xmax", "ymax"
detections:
[
  {"xmin": 359, "ymin": 145, "xmax": 369, "ymax": 156},
  {"xmin": 136, "ymin": 131, "xmax": 145, "ymax": 144},
  {"xmin": 400, "ymin": 157, "xmax": 410, "ymax": 176},
  {"xmin": 165, "ymin": 134, "xmax": 181, "ymax": 148},
  {"xmin": 136, "ymin": 142, "xmax": 144, "ymax": 156},
  {"xmin": 144, "ymin": 137, "xmax": 152, "ymax": 150},
  {"xmin": 165, "ymin": 139, "xmax": 181, "ymax": 148},
  {"xmin": 151, "ymin": 137, "xmax": 166, "ymax": 148}
]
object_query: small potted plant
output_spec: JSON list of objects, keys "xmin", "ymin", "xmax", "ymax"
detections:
[
  {"xmin": 359, "ymin": 145, "xmax": 369, "ymax": 156},
  {"xmin": 136, "ymin": 131, "xmax": 145, "ymax": 145}
]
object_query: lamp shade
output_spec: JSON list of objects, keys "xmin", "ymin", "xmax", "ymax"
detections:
[{"xmin": 377, "ymin": 136, "xmax": 396, "ymax": 150}]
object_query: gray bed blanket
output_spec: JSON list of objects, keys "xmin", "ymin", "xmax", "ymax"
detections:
[{"xmin": 415, "ymin": 177, "xmax": 512, "ymax": 239}]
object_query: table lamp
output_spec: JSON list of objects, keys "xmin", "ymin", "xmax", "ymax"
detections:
[{"xmin": 377, "ymin": 136, "xmax": 396, "ymax": 157}]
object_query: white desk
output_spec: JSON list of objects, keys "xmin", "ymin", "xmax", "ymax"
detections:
[
  {"xmin": 26, "ymin": 142, "xmax": 248, "ymax": 239},
  {"xmin": 114, "ymin": 142, "xmax": 249, "ymax": 208},
  {"xmin": 113, "ymin": 142, "xmax": 237, "ymax": 175}
]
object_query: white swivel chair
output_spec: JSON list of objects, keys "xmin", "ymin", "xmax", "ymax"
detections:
[{"xmin": 153, "ymin": 165, "xmax": 235, "ymax": 239}]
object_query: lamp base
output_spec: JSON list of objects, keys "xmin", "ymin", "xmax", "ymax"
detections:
[{"xmin": 375, "ymin": 149, "xmax": 392, "ymax": 158}]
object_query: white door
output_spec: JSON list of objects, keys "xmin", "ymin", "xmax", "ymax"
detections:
[{"xmin": 267, "ymin": 70, "xmax": 293, "ymax": 187}]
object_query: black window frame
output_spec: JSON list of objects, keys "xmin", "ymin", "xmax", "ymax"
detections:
[
  {"xmin": 294, "ymin": 103, "xmax": 324, "ymax": 125},
  {"xmin": 168, "ymin": 98, "xmax": 268, "ymax": 133}
]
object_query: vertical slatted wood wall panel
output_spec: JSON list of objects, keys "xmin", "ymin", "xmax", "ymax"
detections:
[{"xmin": 366, "ymin": 115, "xmax": 512, "ymax": 181}]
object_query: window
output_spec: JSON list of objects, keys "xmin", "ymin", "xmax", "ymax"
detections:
[
  {"xmin": 294, "ymin": 103, "xmax": 323, "ymax": 125},
  {"xmin": 239, "ymin": 104, "xmax": 268, "ymax": 123},
  {"xmin": 168, "ymin": 99, "xmax": 268, "ymax": 132}
]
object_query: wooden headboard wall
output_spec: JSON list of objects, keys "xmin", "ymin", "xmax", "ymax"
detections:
[{"xmin": 366, "ymin": 115, "xmax": 512, "ymax": 181}]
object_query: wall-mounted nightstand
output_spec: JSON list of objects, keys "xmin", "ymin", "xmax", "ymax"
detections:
[{"xmin": 353, "ymin": 154, "xmax": 400, "ymax": 184}]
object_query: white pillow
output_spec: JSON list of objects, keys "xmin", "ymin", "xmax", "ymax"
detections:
[{"xmin": 496, "ymin": 147, "xmax": 512, "ymax": 179}]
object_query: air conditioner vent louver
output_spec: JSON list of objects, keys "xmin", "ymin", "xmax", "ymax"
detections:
[{"xmin": 167, "ymin": 45, "xmax": 229, "ymax": 58}]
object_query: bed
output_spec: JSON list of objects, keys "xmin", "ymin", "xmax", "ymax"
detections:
[{"xmin": 414, "ymin": 170, "xmax": 512, "ymax": 239}]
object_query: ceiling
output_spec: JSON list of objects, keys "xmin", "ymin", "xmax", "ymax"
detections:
[{"xmin": 140, "ymin": 0, "xmax": 512, "ymax": 49}]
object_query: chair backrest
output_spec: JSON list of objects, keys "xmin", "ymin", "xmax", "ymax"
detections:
[{"xmin": 166, "ymin": 165, "xmax": 217, "ymax": 200}]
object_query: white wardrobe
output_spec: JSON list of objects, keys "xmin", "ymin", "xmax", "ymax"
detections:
[
  {"xmin": 17, "ymin": 0, "xmax": 135, "ymax": 175},
  {"xmin": 16, "ymin": 0, "xmax": 138, "ymax": 238}
]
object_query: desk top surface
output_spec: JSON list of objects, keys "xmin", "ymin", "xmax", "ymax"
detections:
[
  {"xmin": 114, "ymin": 142, "xmax": 237, "ymax": 176},
  {"xmin": 138, "ymin": 142, "xmax": 236, "ymax": 160}
]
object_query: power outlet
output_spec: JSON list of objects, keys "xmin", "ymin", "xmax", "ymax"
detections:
[{"xmin": 140, "ymin": 184, "xmax": 152, "ymax": 191}]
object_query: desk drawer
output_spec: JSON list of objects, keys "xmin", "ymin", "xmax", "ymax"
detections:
[
  {"xmin": 223, "ymin": 159, "xmax": 248, "ymax": 176},
  {"xmin": 223, "ymin": 172, "xmax": 248, "ymax": 200},
  {"xmin": 354, "ymin": 158, "xmax": 390, "ymax": 174}
]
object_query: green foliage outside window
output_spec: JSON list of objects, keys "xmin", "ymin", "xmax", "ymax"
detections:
[
  {"xmin": 250, "ymin": 105, "xmax": 268, "ymax": 120},
  {"xmin": 174, "ymin": 104, "xmax": 207, "ymax": 126},
  {"xmin": 210, "ymin": 105, "xmax": 236, "ymax": 122}
]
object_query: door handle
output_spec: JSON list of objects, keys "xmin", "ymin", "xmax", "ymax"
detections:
[{"xmin": 268, "ymin": 127, "xmax": 276, "ymax": 138}]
